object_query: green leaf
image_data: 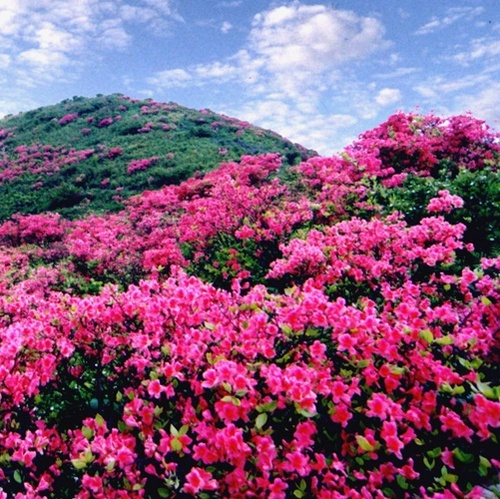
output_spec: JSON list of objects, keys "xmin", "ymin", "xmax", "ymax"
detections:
[
  {"xmin": 293, "ymin": 490, "xmax": 304, "ymax": 498},
  {"xmin": 435, "ymin": 335, "xmax": 454, "ymax": 345},
  {"xmin": 305, "ymin": 328, "xmax": 319, "ymax": 337},
  {"xmin": 13, "ymin": 470, "xmax": 22, "ymax": 483},
  {"xmin": 356, "ymin": 435, "xmax": 375, "ymax": 452},
  {"xmin": 453, "ymin": 448, "xmax": 474, "ymax": 464},
  {"xmin": 481, "ymin": 296, "xmax": 492, "ymax": 306},
  {"xmin": 178, "ymin": 425, "xmax": 189, "ymax": 436},
  {"xmin": 256, "ymin": 400, "xmax": 277, "ymax": 413},
  {"xmin": 397, "ymin": 474, "xmax": 408, "ymax": 490},
  {"xmin": 427, "ymin": 447, "xmax": 441, "ymax": 458},
  {"xmin": 82, "ymin": 426, "xmax": 94, "ymax": 440},
  {"xmin": 423, "ymin": 456, "xmax": 435, "ymax": 470},
  {"xmin": 356, "ymin": 359, "xmax": 370, "ymax": 368},
  {"xmin": 295, "ymin": 404, "xmax": 315, "ymax": 418},
  {"xmin": 95, "ymin": 413, "xmax": 105, "ymax": 428},
  {"xmin": 479, "ymin": 455, "xmax": 491, "ymax": 477},
  {"xmin": 221, "ymin": 395, "xmax": 241, "ymax": 406},
  {"xmin": 158, "ymin": 488, "xmax": 171, "ymax": 498},
  {"xmin": 71, "ymin": 458, "xmax": 87, "ymax": 470},
  {"xmin": 441, "ymin": 466, "xmax": 458, "ymax": 483},
  {"xmin": 473, "ymin": 381, "xmax": 497, "ymax": 400},
  {"xmin": 171, "ymin": 438, "xmax": 182, "ymax": 452},
  {"xmin": 420, "ymin": 329, "xmax": 433, "ymax": 343},
  {"xmin": 255, "ymin": 413, "xmax": 268, "ymax": 430}
]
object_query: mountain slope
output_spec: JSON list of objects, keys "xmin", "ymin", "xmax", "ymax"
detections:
[{"xmin": 0, "ymin": 94, "xmax": 316, "ymax": 220}]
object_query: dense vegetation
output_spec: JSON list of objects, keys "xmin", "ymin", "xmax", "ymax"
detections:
[
  {"xmin": 0, "ymin": 94, "xmax": 315, "ymax": 220},
  {"xmin": 0, "ymin": 107, "xmax": 498, "ymax": 498}
]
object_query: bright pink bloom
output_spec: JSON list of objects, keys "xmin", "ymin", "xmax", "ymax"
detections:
[
  {"xmin": 439, "ymin": 410, "xmax": 474, "ymax": 442},
  {"xmin": 183, "ymin": 467, "xmax": 218, "ymax": 494}
]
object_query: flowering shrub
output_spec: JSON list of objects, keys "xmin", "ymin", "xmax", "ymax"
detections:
[
  {"xmin": 98, "ymin": 118, "xmax": 114, "ymax": 128},
  {"xmin": 127, "ymin": 157, "xmax": 159, "ymax": 174},
  {"xmin": 59, "ymin": 113, "xmax": 79, "ymax": 126},
  {"xmin": 0, "ymin": 112, "xmax": 498, "ymax": 497}
]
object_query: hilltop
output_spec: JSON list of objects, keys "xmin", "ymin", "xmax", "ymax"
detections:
[{"xmin": 0, "ymin": 94, "xmax": 316, "ymax": 220}]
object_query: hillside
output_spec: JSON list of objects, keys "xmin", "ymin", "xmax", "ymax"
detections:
[
  {"xmin": 0, "ymin": 94, "xmax": 315, "ymax": 220},
  {"xmin": 0, "ymin": 108, "xmax": 498, "ymax": 498}
]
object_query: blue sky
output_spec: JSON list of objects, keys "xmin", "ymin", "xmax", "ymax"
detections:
[{"xmin": 0, "ymin": 0, "xmax": 498, "ymax": 155}]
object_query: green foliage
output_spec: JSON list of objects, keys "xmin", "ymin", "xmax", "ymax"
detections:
[
  {"xmin": 0, "ymin": 94, "xmax": 316, "ymax": 221},
  {"xmin": 368, "ymin": 162, "xmax": 500, "ymax": 265}
]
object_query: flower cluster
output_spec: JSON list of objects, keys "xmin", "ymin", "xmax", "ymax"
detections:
[
  {"xmin": 0, "ymin": 112, "xmax": 498, "ymax": 497},
  {"xmin": 427, "ymin": 189, "xmax": 464, "ymax": 213},
  {"xmin": 127, "ymin": 157, "xmax": 159, "ymax": 174},
  {"xmin": 0, "ymin": 144, "xmax": 95, "ymax": 184}
]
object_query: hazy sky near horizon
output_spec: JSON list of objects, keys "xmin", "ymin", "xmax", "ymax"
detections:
[{"xmin": 0, "ymin": 0, "xmax": 498, "ymax": 155}]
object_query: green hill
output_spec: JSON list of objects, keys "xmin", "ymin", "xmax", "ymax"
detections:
[{"xmin": 0, "ymin": 94, "xmax": 316, "ymax": 220}]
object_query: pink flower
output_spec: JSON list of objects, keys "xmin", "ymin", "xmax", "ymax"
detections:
[
  {"xmin": 400, "ymin": 458, "xmax": 420, "ymax": 480},
  {"xmin": 293, "ymin": 421, "xmax": 316, "ymax": 450},
  {"xmin": 427, "ymin": 190, "xmax": 464, "ymax": 213},
  {"xmin": 147, "ymin": 379, "xmax": 165, "ymax": 399},
  {"xmin": 269, "ymin": 478, "xmax": 288, "ymax": 499},
  {"xmin": 235, "ymin": 225, "xmax": 255, "ymax": 239},
  {"xmin": 439, "ymin": 410, "xmax": 474, "ymax": 442},
  {"xmin": 82, "ymin": 474, "xmax": 103, "ymax": 494},
  {"xmin": 183, "ymin": 467, "xmax": 218, "ymax": 494},
  {"xmin": 441, "ymin": 448, "xmax": 455, "ymax": 469},
  {"xmin": 381, "ymin": 421, "xmax": 404, "ymax": 459},
  {"xmin": 338, "ymin": 333, "xmax": 357, "ymax": 354},
  {"xmin": 283, "ymin": 450, "xmax": 310, "ymax": 477},
  {"xmin": 330, "ymin": 403, "xmax": 352, "ymax": 427},
  {"xmin": 366, "ymin": 393, "xmax": 391, "ymax": 420},
  {"xmin": 253, "ymin": 434, "xmax": 277, "ymax": 472}
]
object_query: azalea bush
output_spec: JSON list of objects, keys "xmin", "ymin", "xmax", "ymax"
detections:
[{"xmin": 0, "ymin": 112, "xmax": 498, "ymax": 498}]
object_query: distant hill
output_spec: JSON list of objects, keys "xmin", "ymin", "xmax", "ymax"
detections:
[{"xmin": 0, "ymin": 94, "xmax": 316, "ymax": 220}]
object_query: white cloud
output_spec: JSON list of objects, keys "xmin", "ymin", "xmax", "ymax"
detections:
[
  {"xmin": 457, "ymin": 81, "xmax": 500, "ymax": 125},
  {"xmin": 146, "ymin": 3, "xmax": 389, "ymax": 154},
  {"xmin": 194, "ymin": 61, "xmax": 239, "ymax": 81},
  {"xmin": 249, "ymin": 5, "xmax": 386, "ymax": 74},
  {"xmin": 375, "ymin": 67, "xmax": 419, "ymax": 79},
  {"xmin": 217, "ymin": 1, "xmax": 243, "ymax": 7},
  {"xmin": 414, "ymin": 74, "xmax": 490, "ymax": 99},
  {"xmin": 0, "ymin": 0, "xmax": 181, "ymax": 86},
  {"xmin": 415, "ymin": 7, "xmax": 485, "ymax": 35},
  {"xmin": 0, "ymin": 54, "xmax": 11, "ymax": 69},
  {"xmin": 414, "ymin": 85, "xmax": 438, "ymax": 99},
  {"xmin": 412, "ymin": 74, "xmax": 500, "ymax": 130},
  {"xmin": 454, "ymin": 38, "xmax": 500, "ymax": 64},
  {"xmin": 234, "ymin": 98, "xmax": 358, "ymax": 154},
  {"xmin": 18, "ymin": 48, "xmax": 69, "ymax": 68},
  {"xmin": 221, "ymin": 21, "xmax": 233, "ymax": 34},
  {"xmin": 147, "ymin": 68, "xmax": 192, "ymax": 88},
  {"xmin": 375, "ymin": 88, "xmax": 402, "ymax": 106},
  {"xmin": 150, "ymin": 3, "xmax": 387, "ymax": 96}
]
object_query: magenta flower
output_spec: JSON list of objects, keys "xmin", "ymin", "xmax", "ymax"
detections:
[{"xmin": 183, "ymin": 467, "xmax": 218, "ymax": 494}]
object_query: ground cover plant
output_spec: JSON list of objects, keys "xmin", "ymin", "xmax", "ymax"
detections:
[{"xmin": 0, "ymin": 110, "xmax": 498, "ymax": 498}]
